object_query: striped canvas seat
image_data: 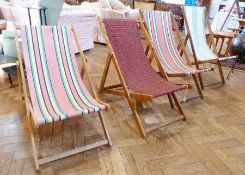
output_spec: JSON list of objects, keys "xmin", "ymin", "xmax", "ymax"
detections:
[
  {"xmin": 21, "ymin": 26, "xmax": 105, "ymax": 125},
  {"xmin": 103, "ymin": 19, "xmax": 185, "ymax": 97},
  {"xmin": 184, "ymin": 6, "xmax": 218, "ymax": 62},
  {"xmin": 144, "ymin": 10, "xmax": 210, "ymax": 76}
]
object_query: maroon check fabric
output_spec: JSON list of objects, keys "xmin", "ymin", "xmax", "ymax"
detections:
[{"xmin": 103, "ymin": 19, "xmax": 184, "ymax": 97}]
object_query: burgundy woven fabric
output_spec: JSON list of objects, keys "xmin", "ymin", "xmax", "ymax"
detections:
[{"xmin": 103, "ymin": 19, "xmax": 185, "ymax": 97}]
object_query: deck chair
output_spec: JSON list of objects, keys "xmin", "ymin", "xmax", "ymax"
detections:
[
  {"xmin": 98, "ymin": 17, "xmax": 187, "ymax": 137},
  {"xmin": 14, "ymin": 25, "xmax": 111, "ymax": 170},
  {"xmin": 182, "ymin": 6, "xmax": 237, "ymax": 89},
  {"xmin": 140, "ymin": 10, "xmax": 213, "ymax": 101}
]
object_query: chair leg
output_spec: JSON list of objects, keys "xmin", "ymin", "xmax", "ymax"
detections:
[
  {"xmin": 171, "ymin": 92, "xmax": 186, "ymax": 121},
  {"xmin": 80, "ymin": 64, "xmax": 86, "ymax": 78},
  {"xmin": 110, "ymin": 56, "xmax": 146, "ymax": 137},
  {"xmin": 98, "ymin": 111, "xmax": 112, "ymax": 146},
  {"xmin": 8, "ymin": 74, "xmax": 13, "ymax": 86},
  {"xmin": 227, "ymin": 58, "xmax": 237, "ymax": 79},
  {"xmin": 16, "ymin": 62, "xmax": 23, "ymax": 101},
  {"xmin": 167, "ymin": 93, "xmax": 174, "ymax": 109},
  {"xmin": 132, "ymin": 109, "xmax": 146, "ymax": 137},
  {"xmin": 99, "ymin": 54, "xmax": 112, "ymax": 93},
  {"xmin": 217, "ymin": 60, "xmax": 225, "ymax": 84},
  {"xmin": 197, "ymin": 73, "xmax": 204, "ymax": 90},
  {"xmin": 26, "ymin": 110, "xmax": 39, "ymax": 170},
  {"xmin": 192, "ymin": 74, "xmax": 203, "ymax": 99},
  {"xmin": 145, "ymin": 45, "xmax": 150, "ymax": 56},
  {"xmin": 136, "ymin": 100, "xmax": 144, "ymax": 110}
]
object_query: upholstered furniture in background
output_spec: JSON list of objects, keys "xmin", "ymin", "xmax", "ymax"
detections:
[
  {"xmin": 62, "ymin": 0, "xmax": 140, "ymax": 43},
  {"xmin": 0, "ymin": 21, "xmax": 22, "ymax": 85},
  {"xmin": 0, "ymin": 0, "xmax": 63, "ymax": 25},
  {"xmin": 58, "ymin": 10, "xmax": 96, "ymax": 51},
  {"xmin": 0, "ymin": 0, "xmax": 37, "ymax": 25},
  {"xmin": 0, "ymin": 0, "xmax": 95, "ymax": 51}
]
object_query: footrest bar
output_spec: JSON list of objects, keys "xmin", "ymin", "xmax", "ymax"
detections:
[
  {"xmin": 204, "ymin": 81, "xmax": 224, "ymax": 88},
  {"xmin": 38, "ymin": 139, "xmax": 108, "ymax": 166},
  {"xmin": 145, "ymin": 116, "xmax": 184, "ymax": 134},
  {"xmin": 180, "ymin": 95, "xmax": 202, "ymax": 103}
]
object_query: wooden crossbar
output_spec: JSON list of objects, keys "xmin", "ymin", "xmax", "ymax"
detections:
[
  {"xmin": 145, "ymin": 115, "xmax": 184, "ymax": 133},
  {"xmin": 104, "ymin": 89, "xmax": 153, "ymax": 101},
  {"xmin": 103, "ymin": 84, "xmax": 123, "ymax": 90},
  {"xmin": 138, "ymin": 11, "xmax": 204, "ymax": 99},
  {"xmin": 39, "ymin": 140, "xmax": 108, "ymax": 166},
  {"xmin": 181, "ymin": 5, "xmax": 226, "ymax": 90},
  {"xmin": 204, "ymin": 81, "xmax": 225, "ymax": 88},
  {"xmin": 98, "ymin": 17, "xmax": 187, "ymax": 137},
  {"xmin": 14, "ymin": 24, "xmax": 111, "ymax": 170}
]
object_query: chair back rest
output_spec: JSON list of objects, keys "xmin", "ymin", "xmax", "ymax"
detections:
[
  {"xmin": 21, "ymin": 25, "xmax": 102, "ymax": 125},
  {"xmin": 144, "ymin": 10, "xmax": 192, "ymax": 73},
  {"xmin": 103, "ymin": 19, "xmax": 156, "ymax": 83},
  {"xmin": 183, "ymin": 6, "xmax": 217, "ymax": 60}
]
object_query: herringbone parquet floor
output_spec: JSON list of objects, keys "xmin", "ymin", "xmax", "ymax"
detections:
[{"xmin": 0, "ymin": 44, "xmax": 245, "ymax": 175}]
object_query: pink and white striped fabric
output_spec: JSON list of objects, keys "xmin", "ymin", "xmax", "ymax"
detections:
[
  {"xmin": 21, "ymin": 26, "xmax": 105, "ymax": 125},
  {"xmin": 143, "ymin": 10, "xmax": 211, "ymax": 76}
]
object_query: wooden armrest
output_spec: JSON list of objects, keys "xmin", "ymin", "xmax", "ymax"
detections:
[
  {"xmin": 211, "ymin": 31, "xmax": 235, "ymax": 38},
  {"xmin": 233, "ymin": 18, "xmax": 245, "ymax": 22}
]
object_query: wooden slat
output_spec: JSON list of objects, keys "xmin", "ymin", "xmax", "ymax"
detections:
[
  {"xmin": 104, "ymin": 89, "xmax": 153, "ymax": 101},
  {"xmin": 1, "ymin": 43, "xmax": 245, "ymax": 174},
  {"xmin": 39, "ymin": 140, "xmax": 108, "ymax": 165}
]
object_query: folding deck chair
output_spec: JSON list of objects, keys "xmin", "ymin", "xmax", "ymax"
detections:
[
  {"xmin": 14, "ymin": 25, "xmax": 111, "ymax": 170},
  {"xmin": 98, "ymin": 17, "xmax": 187, "ymax": 137},
  {"xmin": 182, "ymin": 6, "xmax": 237, "ymax": 89},
  {"xmin": 140, "ymin": 10, "xmax": 212, "ymax": 101}
]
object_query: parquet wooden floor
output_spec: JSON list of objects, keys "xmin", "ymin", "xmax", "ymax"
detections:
[{"xmin": 0, "ymin": 44, "xmax": 245, "ymax": 175}]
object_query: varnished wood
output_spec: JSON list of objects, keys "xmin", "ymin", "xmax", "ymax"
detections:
[
  {"xmin": 104, "ymin": 89, "xmax": 153, "ymax": 101},
  {"xmin": 1, "ymin": 42, "xmax": 245, "ymax": 174},
  {"xmin": 99, "ymin": 53, "xmax": 113, "ymax": 93},
  {"xmin": 13, "ymin": 24, "xmax": 111, "ymax": 170},
  {"xmin": 192, "ymin": 74, "xmax": 203, "ymax": 98},
  {"xmin": 211, "ymin": 31, "xmax": 234, "ymax": 57},
  {"xmin": 38, "ymin": 139, "xmax": 109, "ymax": 165},
  {"xmin": 182, "ymin": 6, "xmax": 226, "ymax": 89},
  {"xmin": 171, "ymin": 92, "xmax": 186, "ymax": 121},
  {"xmin": 26, "ymin": 107, "xmax": 39, "ymax": 170},
  {"xmin": 98, "ymin": 17, "xmax": 188, "ymax": 137},
  {"xmin": 72, "ymin": 26, "xmax": 104, "ymax": 100},
  {"xmin": 98, "ymin": 17, "xmax": 146, "ymax": 137},
  {"xmin": 13, "ymin": 23, "xmax": 29, "ymax": 113},
  {"xmin": 138, "ymin": 13, "xmax": 203, "ymax": 99},
  {"xmin": 16, "ymin": 61, "xmax": 22, "ymax": 101}
]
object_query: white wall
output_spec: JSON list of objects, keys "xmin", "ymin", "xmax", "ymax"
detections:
[{"xmin": 209, "ymin": 0, "xmax": 222, "ymax": 18}]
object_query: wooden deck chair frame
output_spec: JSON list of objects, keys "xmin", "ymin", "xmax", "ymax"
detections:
[
  {"xmin": 138, "ymin": 10, "xmax": 204, "ymax": 101},
  {"xmin": 14, "ymin": 24, "xmax": 111, "ymax": 170},
  {"xmin": 181, "ymin": 5, "xmax": 225, "ymax": 89},
  {"xmin": 208, "ymin": 31, "xmax": 235, "ymax": 57},
  {"xmin": 98, "ymin": 17, "xmax": 186, "ymax": 138}
]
